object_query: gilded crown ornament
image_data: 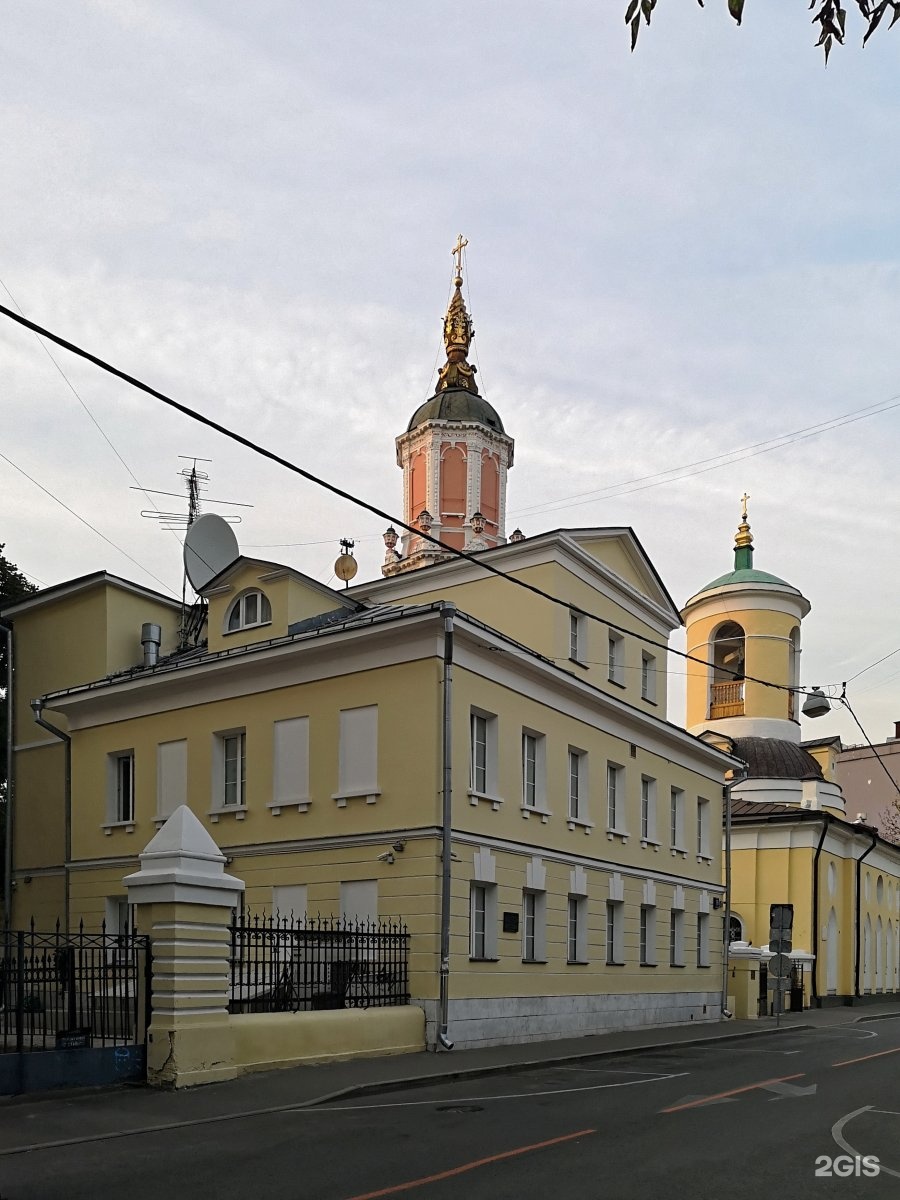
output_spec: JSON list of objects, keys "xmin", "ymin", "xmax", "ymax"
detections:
[{"xmin": 437, "ymin": 234, "xmax": 479, "ymax": 394}]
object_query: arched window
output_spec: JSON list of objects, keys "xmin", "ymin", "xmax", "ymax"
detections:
[
  {"xmin": 728, "ymin": 913, "xmax": 745, "ymax": 943},
  {"xmin": 226, "ymin": 589, "xmax": 272, "ymax": 633},
  {"xmin": 710, "ymin": 622, "xmax": 745, "ymax": 718}
]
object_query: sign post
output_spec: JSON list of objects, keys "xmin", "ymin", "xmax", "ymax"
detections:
[{"xmin": 768, "ymin": 904, "xmax": 794, "ymax": 1027}]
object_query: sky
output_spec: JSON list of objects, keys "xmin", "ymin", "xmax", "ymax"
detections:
[{"xmin": 2, "ymin": 0, "xmax": 899, "ymax": 745}]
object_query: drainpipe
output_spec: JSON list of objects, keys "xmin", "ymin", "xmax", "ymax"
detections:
[
  {"xmin": 721, "ymin": 766, "xmax": 746, "ymax": 1017},
  {"xmin": 1, "ymin": 619, "xmax": 12, "ymax": 922},
  {"xmin": 437, "ymin": 603, "xmax": 455, "ymax": 1051},
  {"xmin": 854, "ymin": 828, "xmax": 878, "ymax": 1000},
  {"xmin": 810, "ymin": 815, "xmax": 831, "ymax": 1006},
  {"xmin": 31, "ymin": 698, "xmax": 71, "ymax": 934}
]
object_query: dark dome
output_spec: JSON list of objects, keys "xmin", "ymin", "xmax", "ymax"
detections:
[
  {"xmin": 407, "ymin": 388, "xmax": 505, "ymax": 434},
  {"xmin": 731, "ymin": 737, "xmax": 823, "ymax": 782}
]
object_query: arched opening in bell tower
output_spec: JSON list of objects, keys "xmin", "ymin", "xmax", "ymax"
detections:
[{"xmin": 709, "ymin": 621, "xmax": 746, "ymax": 719}]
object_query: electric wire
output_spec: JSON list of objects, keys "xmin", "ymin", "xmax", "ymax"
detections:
[
  {"xmin": 839, "ymin": 696, "xmax": 900, "ymax": 802},
  {"xmin": 0, "ymin": 301, "xmax": 850, "ymax": 699}
]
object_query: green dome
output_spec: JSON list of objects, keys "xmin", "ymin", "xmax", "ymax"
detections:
[
  {"xmin": 698, "ymin": 566, "xmax": 794, "ymax": 593},
  {"xmin": 407, "ymin": 387, "xmax": 505, "ymax": 434}
]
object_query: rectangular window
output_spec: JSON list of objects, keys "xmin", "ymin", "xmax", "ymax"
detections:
[
  {"xmin": 640, "ymin": 776, "xmax": 657, "ymax": 842},
  {"xmin": 109, "ymin": 751, "xmax": 134, "ymax": 824},
  {"xmin": 670, "ymin": 910, "xmax": 685, "ymax": 966},
  {"xmin": 607, "ymin": 763, "xmax": 624, "ymax": 831},
  {"xmin": 640, "ymin": 905, "xmax": 657, "ymax": 966},
  {"xmin": 606, "ymin": 900, "xmax": 624, "ymax": 964},
  {"xmin": 568, "ymin": 749, "xmax": 586, "ymax": 822},
  {"xmin": 340, "ymin": 879, "xmax": 377, "ymax": 923},
  {"xmin": 337, "ymin": 706, "xmax": 379, "ymax": 802},
  {"xmin": 469, "ymin": 710, "xmax": 499, "ymax": 798},
  {"xmin": 223, "ymin": 732, "xmax": 246, "ymax": 807},
  {"xmin": 641, "ymin": 652, "xmax": 656, "ymax": 702},
  {"xmin": 522, "ymin": 890, "xmax": 547, "ymax": 962},
  {"xmin": 608, "ymin": 631, "xmax": 625, "ymax": 685},
  {"xmin": 272, "ymin": 884, "xmax": 307, "ymax": 921},
  {"xmin": 670, "ymin": 787, "xmax": 685, "ymax": 850},
  {"xmin": 569, "ymin": 611, "xmax": 586, "ymax": 663},
  {"xmin": 273, "ymin": 717, "xmax": 310, "ymax": 811},
  {"xmin": 522, "ymin": 733, "xmax": 537, "ymax": 808},
  {"xmin": 470, "ymin": 882, "xmax": 498, "ymax": 959},
  {"xmin": 697, "ymin": 912, "xmax": 710, "ymax": 967},
  {"xmin": 567, "ymin": 895, "xmax": 588, "ymax": 963},
  {"xmin": 157, "ymin": 740, "xmax": 187, "ymax": 821},
  {"xmin": 697, "ymin": 797, "xmax": 711, "ymax": 858}
]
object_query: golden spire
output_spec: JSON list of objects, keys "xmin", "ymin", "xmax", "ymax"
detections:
[
  {"xmin": 734, "ymin": 492, "xmax": 754, "ymax": 569},
  {"xmin": 436, "ymin": 234, "xmax": 479, "ymax": 394}
]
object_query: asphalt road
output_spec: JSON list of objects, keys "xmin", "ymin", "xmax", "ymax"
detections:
[{"xmin": 3, "ymin": 1019, "xmax": 899, "ymax": 1200}]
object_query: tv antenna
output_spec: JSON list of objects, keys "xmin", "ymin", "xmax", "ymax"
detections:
[{"xmin": 134, "ymin": 457, "xmax": 251, "ymax": 530}]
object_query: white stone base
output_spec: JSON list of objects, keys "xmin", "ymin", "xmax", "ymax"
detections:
[{"xmin": 419, "ymin": 991, "xmax": 722, "ymax": 1050}]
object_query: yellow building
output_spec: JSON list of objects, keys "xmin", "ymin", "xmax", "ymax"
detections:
[
  {"xmin": 683, "ymin": 504, "xmax": 900, "ymax": 1010},
  {"xmin": 2, "ymin": 256, "xmax": 740, "ymax": 1049}
]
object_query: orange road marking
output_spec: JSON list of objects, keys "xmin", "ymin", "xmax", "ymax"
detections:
[
  {"xmin": 832, "ymin": 1046, "xmax": 900, "ymax": 1068},
  {"xmin": 660, "ymin": 1073, "xmax": 806, "ymax": 1114},
  {"xmin": 343, "ymin": 1127, "xmax": 596, "ymax": 1200}
]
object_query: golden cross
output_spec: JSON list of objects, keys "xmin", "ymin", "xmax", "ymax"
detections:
[
  {"xmin": 452, "ymin": 234, "xmax": 468, "ymax": 276},
  {"xmin": 740, "ymin": 491, "xmax": 750, "ymax": 520}
]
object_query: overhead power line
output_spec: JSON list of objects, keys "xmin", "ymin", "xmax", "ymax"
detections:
[{"xmin": 0, "ymin": 301, "xmax": 840, "ymax": 699}]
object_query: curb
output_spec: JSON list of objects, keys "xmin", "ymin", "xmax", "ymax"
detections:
[
  {"xmin": 302, "ymin": 1023, "xmax": 813, "ymax": 1107},
  {"xmin": 854, "ymin": 1010, "xmax": 900, "ymax": 1024}
]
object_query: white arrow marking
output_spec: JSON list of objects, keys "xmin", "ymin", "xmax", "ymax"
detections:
[{"xmin": 762, "ymin": 1080, "xmax": 818, "ymax": 1099}]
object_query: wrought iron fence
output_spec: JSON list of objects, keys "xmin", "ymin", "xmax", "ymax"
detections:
[
  {"xmin": 0, "ymin": 920, "xmax": 150, "ymax": 1053},
  {"xmin": 229, "ymin": 913, "xmax": 410, "ymax": 1014}
]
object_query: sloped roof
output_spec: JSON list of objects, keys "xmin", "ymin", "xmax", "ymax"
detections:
[{"xmin": 730, "ymin": 736, "xmax": 823, "ymax": 781}]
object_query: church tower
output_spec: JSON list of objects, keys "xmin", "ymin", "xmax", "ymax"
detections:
[
  {"xmin": 682, "ymin": 498, "xmax": 810, "ymax": 744},
  {"xmin": 382, "ymin": 238, "xmax": 514, "ymax": 576}
]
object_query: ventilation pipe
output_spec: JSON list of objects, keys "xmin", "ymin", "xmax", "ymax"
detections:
[{"xmin": 141, "ymin": 623, "xmax": 162, "ymax": 668}]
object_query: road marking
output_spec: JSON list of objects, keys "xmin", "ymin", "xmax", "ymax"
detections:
[
  {"xmin": 760, "ymin": 1080, "xmax": 817, "ymax": 1099},
  {"xmin": 660, "ymin": 1073, "xmax": 806, "ymax": 1113},
  {"xmin": 342, "ymin": 1128, "xmax": 596, "ymax": 1200},
  {"xmin": 832, "ymin": 1105, "xmax": 900, "ymax": 1180},
  {"xmin": 329, "ymin": 1071, "xmax": 688, "ymax": 1111},
  {"xmin": 832, "ymin": 1046, "xmax": 900, "ymax": 1068}
]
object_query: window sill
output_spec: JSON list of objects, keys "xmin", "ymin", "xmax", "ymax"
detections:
[
  {"xmin": 522, "ymin": 958, "xmax": 548, "ymax": 965},
  {"xmin": 670, "ymin": 962, "xmax": 686, "ymax": 969},
  {"xmin": 520, "ymin": 804, "xmax": 551, "ymax": 823},
  {"xmin": 696, "ymin": 854, "xmax": 713, "ymax": 864},
  {"xmin": 567, "ymin": 958, "xmax": 590, "ymax": 966},
  {"xmin": 102, "ymin": 821, "xmax": 135, "ymax": 836},
  {"xmin": 640, "ymin": 838, "xmax": 660, "ymax": 851},
  {"xmin": 641, "ymin": 695, "xmax": 658, "ymax": 706},
  {"xmin": 606, "ymin": 828, "xmax": 629, "ymax": 843},
  {"xmin": 606, "ymin": 960, "xmax": 625, "ymax": 967},
  {"xmin": 209, "ymin": 805, "xmax": 248, "ymax": 823},
  {"xmin": 607, "ymin": 677, "xmax": 627, "ymax": 690},
  {"xmin": 567, "ymin": 817, "xmax": 594, "ymax": 834},
  {"xmin": 268, "ymin": 799, "xmax": 311, "ymax": 815},
  {"xmin": 469, "ymin": 956, "xmax": 500, "ymax": 963},
  {"xmin": 223, "ymin": 620, "xmax": 273, "ymax": 637},
  {"xmin": 568, "ymin": 657, "xmax": 589, "ymax": 670},
  {"xmin": 468, "ymin": 790, "xmax": 503, "ymax": 812},
  {"xmin": 332, "ymin": 789, "xmax": 381, "ymax": 808},
  {"xmin": 670, "ymin": 847, "xmax": 687, "ymax": 858},
  {"xmin": 697, "ymin": 963, "xmax": 712, "ymax": 970},
  {"xmin": 640, "ymin": 962, "xmax": 657, "ymax": 968}
]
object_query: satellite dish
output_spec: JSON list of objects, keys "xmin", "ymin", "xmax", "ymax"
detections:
[
  {"xmin": 334, "ymin": 554, "xmax": 358, "ymax": 583},
  {"xmin": 184, "ymin": 513, "xmax": 240, "ymax": 592}
]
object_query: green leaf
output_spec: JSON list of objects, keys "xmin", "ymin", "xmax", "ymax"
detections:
[
  {"xmin": 824, "ymin": 31, "xmax": 833, "ymax": 61},
  {"xmin": 630, "ymin": 12, "xmax": 641, "ymax": 49},
  {"xmin": 625, "ymin": 0, "xmax": 639, "ymax": 24},
  {"xmin": 728, "ymin": 0, "xmax": 745, "ymax": 24}
]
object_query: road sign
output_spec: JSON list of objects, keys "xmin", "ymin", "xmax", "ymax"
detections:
[
  {"xmin": 768, "ymin": 952, "xmax": 794, "ymax": 978},
  {"xmin": 768, "ymin": 935, "xmax": 791, "ymax": 955}
]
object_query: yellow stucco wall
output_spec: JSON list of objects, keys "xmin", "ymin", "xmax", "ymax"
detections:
[
  {"xmin": 206, "ymin": 562, "xmax": 351, "ymax": 653},
  {"xmin": 231, "ymin": 1006, "xmax": 425, "ymax": 1073}
]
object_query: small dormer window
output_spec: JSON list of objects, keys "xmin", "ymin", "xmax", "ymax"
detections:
[{"xmin": 226, "ymin": 589, "xmax": 272, "ymax": 632}]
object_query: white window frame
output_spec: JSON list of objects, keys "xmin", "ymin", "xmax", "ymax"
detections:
[
  {"xmin": 697, "ymin": 797, "xmax": 711, "ymax": 860},
  {"xmin": 697, "ymin": 911, "xmax": 711, "ymax": 967},
  {"xmin": 211, "ymin": 729, "xmax": 247, "ymax": 820},
  {"xmin": 606, "ymin": 899, "xmax": 624, "ymax": 965},
  {"xmin": 607, "ymin": 631, "xmax": 625, "ymax": 686},
  {"xmin": 607, "ymin": 762, "xmax": 626, "ymax": 835},
  {"xmin": 567, "ymin": 894, "xmax": 588, "ymax": 964},
  {"xmin": 469, "ymin": 709, "xmax": 501, "ymax": 808},
  {"xmin": 670, "ymin": 786, "xmax": 686, "ymax": 853},
  {"xmin": 640, "ymin": 904, "xmax": 657, "ymax": 966},
  {"xmin": 522, "ymin": 889, "xmax": 547, "ymax": 963},
  {"xmin": 470, "ymin": 882, "xmax": 498, "ymax": 960},
  {"xmin": 520, "ymin": 730, "xmax": 548, "ymax": 819},
  {"xmin": 670, "ymin": 909, "xmax": 685, "ymax": 967},
  {"xmin": 225, "ymin": 588, "xmax": 272, "ymax": 634},
  {"xmin": 569, "ymin": 610, "xmax": 586, "ymax": 664},
  {"xmin": 334, "ymin": 705, "xmax": 380, "ymax": 806},
  {"xmin": 641, "ymin": 651, "xmax": 657, "ymax": 702},
  {"xmin": 567, "ymin": 748, "xmax": 592, "ymax": 830},
  {"xmin": 105, "ymin": 750, "xmax": 135, "ymax": 831},
  {"xmin": 640, "ymin": 776, "xmax": 657, "ymax": 844}
]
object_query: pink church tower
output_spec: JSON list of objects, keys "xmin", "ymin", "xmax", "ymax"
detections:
[{"xmin": 383, "ymin": 238, "xmax": 514, "ymax": 576}]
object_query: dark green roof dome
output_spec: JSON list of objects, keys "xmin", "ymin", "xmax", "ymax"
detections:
[
  {"xmin": 698, "ymin": 566, "xmax": 794, "ymax": 593},
  {"xmin": 407, "ymin": 387, "xmax": 505, "ymax": 434}
]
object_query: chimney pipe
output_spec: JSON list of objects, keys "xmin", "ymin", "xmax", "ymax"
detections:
[{"xmin": 141, "ymin": 623, "xmax": 162, "ymax": 668}]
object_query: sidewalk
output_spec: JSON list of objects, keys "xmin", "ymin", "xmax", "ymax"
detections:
[{"xmin": 1, "ymin": 1000, "xmax": 898, "ymax": 1157}]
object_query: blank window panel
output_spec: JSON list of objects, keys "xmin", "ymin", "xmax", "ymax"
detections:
[
  {"xmin": 273, "ymin": 884, "xmax": 307, "ymax": 922},
  {"xmin": 272, "ymin": 717, "xmax": 310, "ymax": 811},
  {"xmin": 340, "ymin": 879, "xmax": 377, "ymax": 923},
  {"xmin": 157, "ymin": 740, "xmax": 187, "ymax": 821},
  {"xmin": 337, "ymin": 706, "xmax": 379, "ymax": 802}
]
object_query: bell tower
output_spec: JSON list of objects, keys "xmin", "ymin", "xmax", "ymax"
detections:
[
  {"xmin": 383, "ymin": 238, "xmax": 514, "ymax": 576},
  {"xmin": 682, "ymin": 498, "xmax": 810, "ymax": 743}
]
